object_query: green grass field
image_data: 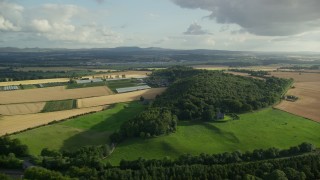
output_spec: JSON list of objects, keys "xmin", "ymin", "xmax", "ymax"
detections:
[
  {"xmin": 106, "ymin": 79, "xmax": 142, "ymax": 92},
  {"xmin": 20, "ymin": 84, "xmax": 37, "ymax": 89},
  {"xmin": 66, "ymin": 82, "xmax": 107, "ymax": 89},
  {"xmin": 11, "ymin": 102, "xmax": 145, "ymax": 155},
  {"xmin": 11, "ymin": 103, "xmax": 320, "ymax": 165},
  {"xmin": 107, "ymin": 108, "xmax": 320, "ymax": 165},
  {"xmin": 41, "ymin": 99, "xmax": 77, "ymax": 112}
]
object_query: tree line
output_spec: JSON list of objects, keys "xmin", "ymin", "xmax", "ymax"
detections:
[{"xmin": 18, "ymin": 143, "xmax": 320, "ymax": 180}]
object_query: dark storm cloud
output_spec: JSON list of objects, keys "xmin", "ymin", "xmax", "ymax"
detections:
[
  {"xmin": 171, "ymin": 0, "xmax": 320, "ymax": 36},
  {"xmin": 184, "ymin": 23, "xmax": 210, "ymax": 35}
]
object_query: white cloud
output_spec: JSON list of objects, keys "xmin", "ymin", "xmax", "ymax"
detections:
[
  {"xmin": 184, "ymin": 22, "xmax": 211, "ymax": 35},
  {"xmin": 172, "ymin": 0, "xmax": 320, "ymax": 36},
  {"xmin": 0, "ymin": 1, "xmax": 123, "ymax": 46},
  {"xmin": 0, "ymin": 15, "xmax": 19, "ymax": 31},
  {"xmin": 31, "ymin": 19, "xmax": 52, "ymax": 32},
  {"xmin": 0, "ymin": 0, "xmax": 23, "ymax": 31}
]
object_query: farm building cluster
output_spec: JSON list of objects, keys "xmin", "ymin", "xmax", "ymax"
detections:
[{"xmin": 0, "ymin": 85, "xmax": 19, "ymax": 91}]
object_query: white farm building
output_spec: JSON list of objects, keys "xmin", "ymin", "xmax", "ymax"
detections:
[
  {"xmin": 76, "ymin": 78, "xmax": 103, "ymax": 84},
  {"xmin": 116, "ymin": 85, "xmax": 151, "ymax": 93}
]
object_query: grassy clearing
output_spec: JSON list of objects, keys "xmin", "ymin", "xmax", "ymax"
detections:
[
  {"xmin": 107, "ymin": 108, "xmax": 320, "ymax": 165},
  {"xmin": 41, "ymin": 99, "xmax": 77, "ymax": 112},
  {"xmin": 11, "ymin": 102, "xmax": 145, "ymax": 155},
  {"xmin": 106, "ymin": 79, "xmax": 142, "ymax": 92},
  {"xmin": 66, "ymin": 82, "xmax": 107, "ymax": 89}
]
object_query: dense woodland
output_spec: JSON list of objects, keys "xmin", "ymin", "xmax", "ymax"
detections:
[
  {"xmin": 112, "ymin": 67, "xmax": 292, "ymax": 142},
  {"xmin": 0, "ymin": 137, "xmax": 28, "ymax": 169}
]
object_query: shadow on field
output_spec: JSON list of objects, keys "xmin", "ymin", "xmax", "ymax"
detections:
[
  {"xmin": 179, "ymin": 121, "xmax": 240, "ymax": 144},
  {"xmin": 202, "ymin": 123, "xmax": 240, "ymax": 143},
  {"xmin": 60, "ymin": 101, "xmax": 146, "ymax": 152}
]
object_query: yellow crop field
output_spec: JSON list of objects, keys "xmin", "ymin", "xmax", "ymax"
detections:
[
  {"xmin": 78, "ymin": 88, "xmax": 166, "ymax": 108},
  {"xmin": 0, "ymin": 106, "xmax": 105, "ymax": 136},
  {"xmin": 273, "ymin": 72, "xmax": 320, "ymax": 122},
  {"xmin": 193, "ymin": 65, "xmax": 282, "ymax": 71},
  {"xmin": 0, "ymin": 86, "xmax": 113, "ymax": 104},
  {"xmin": 13, "ymin": 67, "xmax": 86, "ymax": 72},
  {"xmin": 84, "ymin": 70, "xmax": 151, "ymax": 79},
  {"xmin": 0, "ymin": 78, "xmax": 70, "ymax": 86},
  {"xmin": 0, "ymin": 102, "xmax": 45, "ymax": 115}
]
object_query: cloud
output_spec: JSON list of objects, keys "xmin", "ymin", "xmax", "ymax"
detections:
[
  {"xmin": 0, "ymin": 0, "xmax": 23, "ymax": 31},
  {"xmin": 184, "ymin": 22, "xmax": 210, "ymax": 35},
  {"xmin": 0, "ymin": 15, "xmax": 19, "ymax": 31},
  {"xmin": 171, "ymin": 0, "xmax": 320, "ymax": 36},
  {"xmin": 93, "ymin": 0, "xmax": 105, "ymax": 3},
  {"xmin": 0, "ymin": 1, "xmax": 123, "ymax": 46},
  {"xmin": 31, "ymin": 19, "xmax": 52, "ymax": 32}
]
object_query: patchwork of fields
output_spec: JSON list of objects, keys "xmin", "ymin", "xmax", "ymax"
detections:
[
  {"xmin": 11, "ymin": 102, "xmax": 145, "ymax": 155},
  {"xmin": 0, "ymin": 86, "xmax": 113, "ymax": 104},
  {"xmin": 86, "ymin": 70, "xmax": 150, "ymax": 79},
  {"xmin": 0, "ymin": 106, "xmax": 105, "ymax": 136},
  {"xmin": 2, "ymin": 67, "xmax": 319, "ymax": 170},
  {"xmin": 0, "ymin": 78, "xmax": 70, "ymax": 86},
  {"xmin": 10, "ymin": 105, "xmax": 320, "ymax": 165},
  {"xmin": 272, "ymin": 72, "xmax": 320, "ymax": 122},
  {"xmin": 77, "ymin": 88, "xmax": 166, "ymax": 108}
]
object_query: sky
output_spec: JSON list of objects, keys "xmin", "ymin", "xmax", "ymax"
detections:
[{"xmin": 0, "ymin": 0, "xmax": 320, "ymax": 51}]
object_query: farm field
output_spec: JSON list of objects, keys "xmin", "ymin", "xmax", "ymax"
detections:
[
  {"xmin": 193, "ymin": 65, "xmax": 282, "ymax": 71},
  {"xmin": 41, "ymin": 99, "xmax": 77, "ymax": 113},
  {"xmin": 20, "ymin": 84, "xmax": 37, "ymax": 89},
  {"xmin": 107, "ymin": 108, "xmax": 320, "ymax": 165},
  {"xmin": 192, "ymin": 65, "xmax": 229, "ymax": 70},
  {"xmin": 0, "ymin": 106, "xmax": 105, "ymax": 136},
  {"xmin": 13, "ymin": 67, "xmax": 87, "ymax": 72},
  {"xmin": 85, "ymin": 70, "xmax": 151, "ymax": 79},
  {"xmin": 0, "ymin": 102, "xmax": 45, "ymax": 115},
  {"xmin": 11, "ymin": 102, "xmax": 145, "ymax": 155},
  {"xmin": 105, "ymin": 79, "xmax": 143, "ymax": 92},
  {"xmin": 272, "ymin": 72, "xmax": 320, "ymax": 122},
  {"xmin": 270, "ymin": 71, "xmax": 320, "ymax": 82},
  {"xmin": 0, "ymin": 86, "xmax": 113, "ymax": 104},
  {"xmin": 0, "ymin": 78, "xmax": 69, "ymax": 86},
  {"xmin": 77, "ymin": 88, "xmax": 166, "ymax": 108},
  {"xmin": 66, "ymin": 81, "xmax": 107, "ymax": 89},
  {"xmin": 224, "ymin": 71, "xmax": 264, "ymax": 80}
]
